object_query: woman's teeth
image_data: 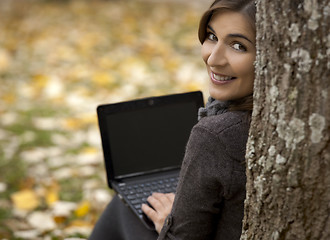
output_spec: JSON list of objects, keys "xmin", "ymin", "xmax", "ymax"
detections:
[{"xmin": 213, "ymin": 73, "xmax": 234, "ymax": 81}]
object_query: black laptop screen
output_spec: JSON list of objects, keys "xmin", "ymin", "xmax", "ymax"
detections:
[{"xmin": 105, "ymin": 101, "xmax": 199, "ymax": 178}]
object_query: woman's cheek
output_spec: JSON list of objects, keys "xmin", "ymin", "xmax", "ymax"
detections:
[{"xmin": 201, "ymin": 42, "xmax": 211, "ymax": 64}]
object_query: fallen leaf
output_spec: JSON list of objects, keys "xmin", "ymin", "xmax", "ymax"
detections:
[
  {"xmin": 5, "ymin": 218, "xmax": 31, "ymax": 232},
  {"xmin": 62, "ymin": 117, "xmax": 84, "ymax": 130},
  {"xmin": 74, "ymin": 201, "xmax": 90, "ymax": 218},
  {"xmin": 0, "ymin": 49, "xmax": 11, "ymax": 72},
  {"xmin": 89, "ymin": 189, "xmax": 112, "ymax": 211},
  {"xmin": 92, "ymin": 71, "xmax": 115, "ymax": 87},
  {"xmin": 64, "ymin": 221, "xmax": 92, "ymax": 237},
  {"xmin": 52, "ymin": 167, "xmax": 73, "ymax": 180},
  {"xmin": 54, "ymin": 215, "xmax": 67, "ymax": 224},
  {"xmin": 52, "ymin": 201, "xmax": 77, "ymax": 217},
  {"xmin": 46, "ymin": 189, "xmax": 59, "ymax": 207},
  {"xmin": 14, "ymin": 229, "xmax": 40, "ymax": 240},
  {"xmin": 20, "ymin": 148, "xmax": 47, "ymax": 164},
  {"xmin": 1, "ymin": 92, "xmax": 16, "ymax": 104},
  {"xmin": 45, "ymin": 181, "xmax": 60, "ymax": 206},
  {"xmin": 76, "ymin": 166, "xmax": 96, "ymax": 177},
  {"xmin": 27, "ymin": 211, "xmax": 56, "ymax": 231},
  {"xmin": 11, "ymin": 189, "xmax": 40, "ymax": 211},
  {"xmin": 32, "ymin": 74, "xmax": 49, "ymax": 90},
  {"xmin": 81, "ymin": 146, "xmax": 98, "ymax": 154},
  {"xmin": 0, "ymin": 182, "xmax": 7, "ymax": 193},
  {"xmin": 70, "ymin": 220, "xmax": 92, "ymax": 227}
]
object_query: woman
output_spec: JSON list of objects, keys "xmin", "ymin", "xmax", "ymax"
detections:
[{"xmin": 89, "ymin": 0, "xmax": 256, "ymax": 239}]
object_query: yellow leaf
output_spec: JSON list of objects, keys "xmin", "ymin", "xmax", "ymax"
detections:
[
  {"xmin": 46, "ymin": 189, "xmax": 59, "ymax": 206},
  {"xmin": 81, "ymin": 114, "xmax": 97, "ymax": 126},
  {"xmin": 62, "ymin": 117, "xmax": 83, "ymax": 130},
  {"xmin": 44, "ymin": 181, "xmax": 60, "ymax": 205},
  {"xmin": 69, "ymin": 219, "xmax": 92, "ymax": 227},
  {"xmin": 11, "ymin": 189, "xmax": 40, "ymax": 211},
  {"xmin": 0, "ymin": 49, "xmax": 11, "ymax": 72},
  {"xmin": 92, "ymin": 72, "xmax": 115, "ymax": 87},
  {"xmin": 81, "ymin": 146, "xmax": 98, "ymax": 154},
  {"xmin": 32, "ymin": 74, "xmax": 49, "ymax": 89},
  {"xmin": 2, "ymin": 92, "xmax": 16, "ymax": 104},
  {"xmin": 74, "ymin": 201, "xmax": 90, "ymax": 218},
  {"xmin": 54, "ymin": 216, "xmax": 67, "ymax": 224}
]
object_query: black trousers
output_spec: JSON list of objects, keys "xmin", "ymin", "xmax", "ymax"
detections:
[{"xmin": 89, "ymin": 195, "xmax": 158, "ymax": 240}]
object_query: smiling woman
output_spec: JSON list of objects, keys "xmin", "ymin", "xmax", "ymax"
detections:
[
  {"xmin": 201, "ymin": 11, "xmax": 256, "ymax": 101},
  {"xmin": 89, "ymin": 1, "xmax": 256, "ymax": 239},
  {"xmin": 199, "ymin": 0, "xmax": 256, "ymax": 112}
]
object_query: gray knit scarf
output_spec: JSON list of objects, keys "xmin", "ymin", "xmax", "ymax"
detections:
[{"xmin": 198, "ymin": 97, "xmax": 229, "ymax": 121}]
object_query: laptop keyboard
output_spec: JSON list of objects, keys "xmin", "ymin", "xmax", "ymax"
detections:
[{"xmin": 118, "ymin": 175, "xmax": 179, "ymax": 216}]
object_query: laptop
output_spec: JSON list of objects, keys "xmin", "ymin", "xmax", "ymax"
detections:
[{"xmin": 97, "ymin": 91, "xmax": 204, "ymax": 230}]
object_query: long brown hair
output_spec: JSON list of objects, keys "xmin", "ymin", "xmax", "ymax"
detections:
[{"xmin": 199, "ymin": 0, "xmax": 256, "ymax": 112}]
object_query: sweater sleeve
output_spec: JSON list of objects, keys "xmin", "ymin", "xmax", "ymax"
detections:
[{"xmin": 157, "ymin": 123, "xmax": 234, "ymax": 240}]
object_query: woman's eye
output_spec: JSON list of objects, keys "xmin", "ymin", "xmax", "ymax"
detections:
[
  {"xmin": 207, "ymin": 32, "xmax": 217, "ymax": 41},
  {"xmin": 232, "ymin": 42, "xmax": 247, "ymax": 52}
]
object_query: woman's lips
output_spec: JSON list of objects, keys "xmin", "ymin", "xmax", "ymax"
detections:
[{"xmin": 210, "ymin": 72, "xmax": 236, "ymax": 85}]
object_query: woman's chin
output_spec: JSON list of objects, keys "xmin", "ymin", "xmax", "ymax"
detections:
[{"xmin": 209, "ymin": 90, "xmax": 228, "ymax": 102}]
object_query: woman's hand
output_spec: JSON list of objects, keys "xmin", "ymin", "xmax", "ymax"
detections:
[{"xmin": 141, "ymin": 192, "xmax": 175, "ymax": 234}]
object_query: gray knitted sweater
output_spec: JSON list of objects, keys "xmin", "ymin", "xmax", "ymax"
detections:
[{"xmin": 158, "ymin": 99, "xmax": 250, "ymax": 240}]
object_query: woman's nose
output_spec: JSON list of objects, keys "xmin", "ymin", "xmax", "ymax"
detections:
[{"xmin": 207, "ymin": 43, "xmax": 228, "ymax": 67}]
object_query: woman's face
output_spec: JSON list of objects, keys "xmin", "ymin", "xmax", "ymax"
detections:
[{"xmin": 201, "ymin": 11, "xmax": 256, "ymax": 101}]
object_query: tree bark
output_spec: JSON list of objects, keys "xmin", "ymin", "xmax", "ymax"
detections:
[{"xmin": 241, "ymin": 0, "xmax": 330, "ymax": 239}]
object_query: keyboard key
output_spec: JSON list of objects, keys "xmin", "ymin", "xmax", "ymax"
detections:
[
  {"xmin": 134, "ymin": 204, "xmax": 141, "ymax": 209},
  {"xmin": 134, "ymin": 193, "xmax": 142, "ymax": 197},
  {"xmin": 127, "ymin": 195, "xmax": 136, "ymax": 200},
  {"xmin": 132, "ymin": 199, "xmax": 141, "ymax": 204}
]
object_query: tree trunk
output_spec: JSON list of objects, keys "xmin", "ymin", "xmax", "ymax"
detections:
[{"xmin": 241, "ymin": 0, "xmax": 330, "ymax": 239}]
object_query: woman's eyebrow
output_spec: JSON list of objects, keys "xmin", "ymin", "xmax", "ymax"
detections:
[
  {"xmin": 207, "ymin": 25, "xmax": 216, "ymax": 33},
  {"xmin": 207, "ymin": 25, "xmax": 253, "ymax": 44},
  {"xmin": 228, "ymin": 33, "xmax": 254, "ymax": 44}
]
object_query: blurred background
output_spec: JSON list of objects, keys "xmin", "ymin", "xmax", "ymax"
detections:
[{"xmin": 0, "ymin": 0, "xmax": 211, "ymax": 239}]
